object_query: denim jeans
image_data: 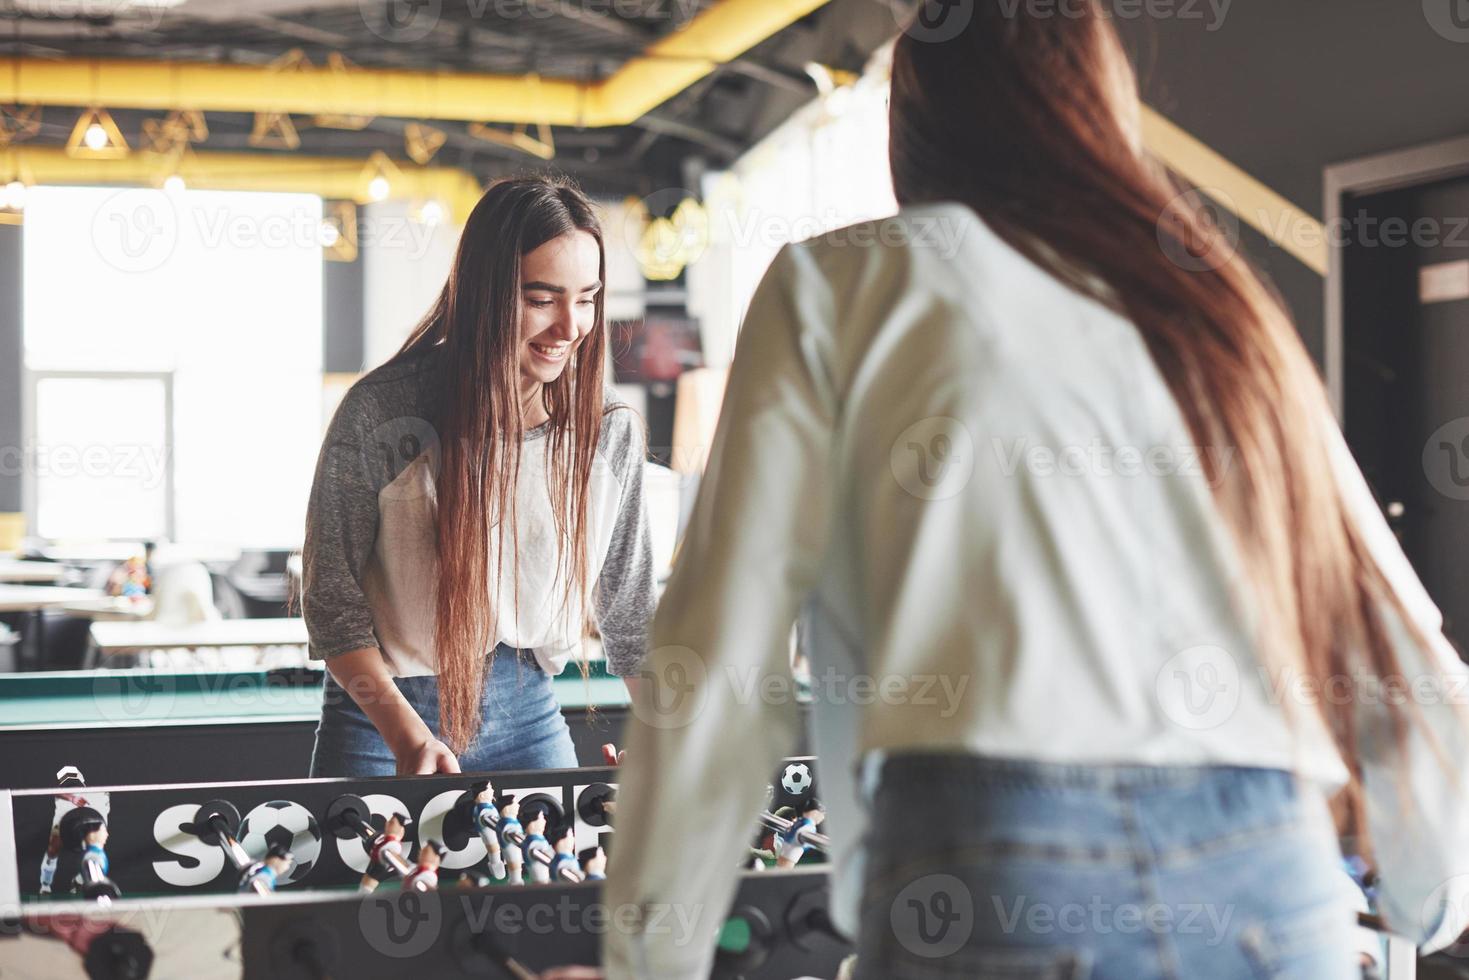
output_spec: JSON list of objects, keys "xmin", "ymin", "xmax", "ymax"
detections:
[
  {"xmin": 854, "ymin": 755, "xmax": 1356, "ymax": 980},
  {"xmin": 308, "ymin": 644, "xmax": 579, "ymax": 777}
]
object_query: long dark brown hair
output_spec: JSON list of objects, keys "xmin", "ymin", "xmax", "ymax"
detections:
[
  {"xmin": 387, "ymin": 175, "xmax": 607, "ymax": 753},
  {"xmin": 889, "ymin": 2, "xmax": 1448, "ymax": 839}
]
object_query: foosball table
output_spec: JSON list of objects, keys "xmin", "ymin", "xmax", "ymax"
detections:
[{"xmin": 0, "ymin": 759, "xmax": 849, "ymax": 979}]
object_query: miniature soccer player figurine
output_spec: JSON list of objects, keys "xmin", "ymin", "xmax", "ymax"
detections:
[
  {"xmin": 547, "ymin": 826, "xmax": 582, "ymax": 883},
  {"xmin": 70, "ymin": 813, "xmax": 120, "ymax": 900},
  {"xmin": 472, "ymin": 782, "xmax": 508, "ymax": 879},
  {"xmin": 776, "ymin": 801, "xmax": 825, "ymax": 869},
  {"xmin": 240, "ymin": 844, "xmax": 293, "ymax": 895},
  {"xmin": 498, "ymin": 801, "xmax": 524, "ymax": 885},
  {"xmin": 522, "ymin": 809, "xmax": 553, "ymax": 884},
  {"xmin": 579, "ymin": 846, "xmax": 607, "ymax": 881},
  {"xmin": 358, "ymin": 811, "xmax": 411, "ymax": 894},
  {"xmin": 403, "ymin": 839, "xmax": 446, "ymax": 892}
]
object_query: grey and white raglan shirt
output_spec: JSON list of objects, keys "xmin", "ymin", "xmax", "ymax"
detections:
[{"xmin": 301, "ymin": 347, "xmax": 656, "ymax": 679}]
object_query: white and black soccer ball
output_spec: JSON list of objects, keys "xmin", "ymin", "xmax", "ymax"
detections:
[
  {"xmin": 239, "ymin": 801, "xmax": 322, "ymax": 884},
  {"xmin": 780, "ymin": 763, "xmax": 813, "ymax": 797}
]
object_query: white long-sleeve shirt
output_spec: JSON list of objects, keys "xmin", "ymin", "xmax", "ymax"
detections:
[{"xmin": 604, "ymin": 203, "xmax": 1469, "ymax": 977}]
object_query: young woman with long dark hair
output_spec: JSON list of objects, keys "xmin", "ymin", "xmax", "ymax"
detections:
[
  {"xmin": 302, "ymin": 176, "xmax": 653, "ymax": 776},
  {"xmin": 594, "ymin": 4, "xmax": 1469, "ymax": 978}
]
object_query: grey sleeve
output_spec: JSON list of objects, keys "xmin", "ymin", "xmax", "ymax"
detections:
[
  {"xmin": 302, "ymin": 394, "xmax": 382, "ymax": 660},
  {"xmin": 596, "ymin": 406, "xmax": 658, "ymax": 677}
]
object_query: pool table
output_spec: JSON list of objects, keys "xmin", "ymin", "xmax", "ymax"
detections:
[{"xmin": 0, "ymin": 663, "xmax": 631, "ymax": 789}]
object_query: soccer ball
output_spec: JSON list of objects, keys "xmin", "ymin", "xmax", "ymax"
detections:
[
  {"xmin": 780, "ymin": 763, "xmax": 813, "ymax": 796},
  {"xmin": 239, "ymin": 800, "xmax": 322, "ymax": 884}
]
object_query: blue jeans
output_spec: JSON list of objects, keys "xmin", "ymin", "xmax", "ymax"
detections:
[
  {"xmin": 854, "ymin": 755, "xmax": 1355, "ymax": 980},
  {"xmin": 308, "ymin": 644, "xmax": 579, "ymax": 777}
]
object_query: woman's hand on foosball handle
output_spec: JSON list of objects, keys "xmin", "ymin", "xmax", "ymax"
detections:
[{"xmin": 397, "ymin": 736, "xmax": 461, "ymax": 775}]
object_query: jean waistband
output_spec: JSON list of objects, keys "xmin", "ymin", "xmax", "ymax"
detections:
[{"xmin": 872, "ymin": 752, "xmax": 1302, "ymax": 796}]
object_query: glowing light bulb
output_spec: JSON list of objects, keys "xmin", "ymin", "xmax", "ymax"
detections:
[
  {"xmin": 368, "ymin": 175, "xmax": 391, "ymax": 202},
  {"xmin": 419, "ymin": 200, "xmax": 443, "ymax": 226},
  {"xmin": 319, "ymin": 221, "xmax": 341, "ymax": 247},
  {"xmin": 84, "ymin": 122, "xmax": 109, "ymax": 150},
  {"xmin": 2, "ymin": 181, "xmax": 24, "ymax": 210},
  {"xmin": 163, "ymin": 174, "xmax": 186, "ymax": 194}
]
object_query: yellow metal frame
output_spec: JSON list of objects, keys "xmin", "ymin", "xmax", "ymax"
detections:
[
  {"xmin": 0, "ymin": 0, "xmax": 833, "ymax": 127},
  {"xmin": 7, "ymin": 146, "xmax": 486, "ymax": 222}
]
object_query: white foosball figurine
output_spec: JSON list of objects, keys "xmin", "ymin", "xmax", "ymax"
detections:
[
  {"xmin": 498, "ymin": 801, "xmax": 524, "ymax": 885},
  {"xmin": 547, "ymin": 826, "xmax": 582, "ymax": 883},
  {"xmin": 404, "ymin": 839, "xmax": 445, "ymax": 892},
  {"xmin": 471, "ymin": 782, "xmax": 508, "ymax": 879},
  {"xmin": 776, "ymin": 801, "xmax": 825, "ymax": 869},
  {"xmin": 521, "ymin": 809, "xmax": 553, "ymax": 884}
]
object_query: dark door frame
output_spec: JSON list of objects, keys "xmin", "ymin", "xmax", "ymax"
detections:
[{"xmin": 1324, "ymin": 133, "xmax": 1469, "ymax": 419}]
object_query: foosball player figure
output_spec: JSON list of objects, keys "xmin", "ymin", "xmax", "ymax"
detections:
[
  {"xmin": 404, "ymin": 839, "xmax": 446, "ymax": 892},
  {"xmin": 579, "ymin": 845, "xmax": 607, "ymax": 882},
  {"xmin": 358, "ymin": 811, "xmax": 412, "ymax": 894},
  {"xmin": 522, "ymin": 808, "xmax": 553, "ymax": 884},
  {"xmin": 498, "ymin": 801, "xmax": 525, "ymax": 885},
  {"xmin": 239, "ymin": 844, "xmax": 293, "ymax": 895},
  {"xmin": 776, "ymin": 800, "xmax": 825, "ymax": 869},
  {"xmin": 70, "ymin": 811, "xmax": 120, "ymax": 900},
  {"xmin": 472, "ymin": 781, "xmax": 508, "ymax": 879},
  {"xmin": 547, "ymin": 825, "xmax": 582, "ymax": 883}
]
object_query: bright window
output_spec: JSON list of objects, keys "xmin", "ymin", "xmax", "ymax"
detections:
[{"xmin": 23, "ymin": 186, "xmax": 323, "ymax": 547}]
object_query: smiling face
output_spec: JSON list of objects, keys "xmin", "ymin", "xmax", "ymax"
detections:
[{"xmin": 518, "ymin": 229, "xmax": 602, "ymax": 390}]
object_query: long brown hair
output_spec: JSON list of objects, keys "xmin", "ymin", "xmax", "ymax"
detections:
[
  {"xmin": 889, "ymin": 3, "xmax": 1444, "ymax": 837},
  {"xmin": 388, "ymin": 175, "xmax": 607, "ymax": 753}
]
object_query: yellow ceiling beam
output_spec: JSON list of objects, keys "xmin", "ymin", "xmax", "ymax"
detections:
[
  {"xmin": 0, "ymin": 0, "xmax": 834, "ymax": 127},
  {"xmin": 1141, "ymin": 105, "xmax": 1328, "ymax": 276},
  {"xmin": 6, "ymin": 146, "xmax": 485, "ymax": 223}
]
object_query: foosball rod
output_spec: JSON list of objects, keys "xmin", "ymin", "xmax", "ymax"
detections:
[
  {"xmin": 192, "ymin": 801, "xmax": 273, "ymax": 894},
  {"xmin": 759, "ymin": 811, "xmax": 830, "ymax": 853}
]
